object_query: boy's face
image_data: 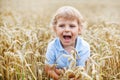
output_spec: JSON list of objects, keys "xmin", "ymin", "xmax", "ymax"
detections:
[{"xmin": 54, "ymin": 18, "xmax": 81, "ymax": 47}]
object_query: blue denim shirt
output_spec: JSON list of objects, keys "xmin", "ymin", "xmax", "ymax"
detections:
[{"xmin": 45, "ymin": 37, "xmax": 90, "ymax": 68}]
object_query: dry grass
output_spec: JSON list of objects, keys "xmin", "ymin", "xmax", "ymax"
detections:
[{"xmin": 0, "ymin": 0, "xmax": 120, "ymax": 80}]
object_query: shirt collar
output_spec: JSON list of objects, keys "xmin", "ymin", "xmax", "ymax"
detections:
[
  {"xmin": 75, "ymin": 37, "xmax": 82, "ymax": 52},
  {"xmin": 56, "ymin": 37, "xmax": 82, "ymax": 52},
  {"xmin": 56, "ymin": 38, "xmax": 64, "ymax": 51}
]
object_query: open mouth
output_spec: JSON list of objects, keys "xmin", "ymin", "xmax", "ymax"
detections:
[{"xmin": 63, "ymin": 35, "xmax": 71, "ymax": 40}]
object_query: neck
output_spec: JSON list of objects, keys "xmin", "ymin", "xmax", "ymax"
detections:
[
  {"xmin": 64, "ymin": 46, "xmax": 73, "ymax": 53},
  {"xmin": 60, "ymin": 39, "xmax": 77, "ymax": 53}
]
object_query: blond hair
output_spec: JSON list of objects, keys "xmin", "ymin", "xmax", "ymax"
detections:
[{"xmin": 50, "ymin": 6, "xmax": 86, "ymax": 28}]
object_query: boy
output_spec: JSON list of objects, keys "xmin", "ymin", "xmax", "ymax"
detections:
[{"xmin": 45, "ymin": 6, "xmax": 90, "ymax": 80}]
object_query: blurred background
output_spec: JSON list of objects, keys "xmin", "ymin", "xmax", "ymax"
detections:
[{"xmin": 0, "ymin": 0, "xmax": 120, "ymax": 27}]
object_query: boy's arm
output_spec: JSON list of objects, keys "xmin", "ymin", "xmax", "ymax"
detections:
[{"xmin": 45, "ymin": 42, "xmax": 62, "ymax": 79}]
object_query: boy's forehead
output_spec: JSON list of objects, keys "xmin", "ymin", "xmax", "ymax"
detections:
[
  {"xmin": 56, "ymin": 18, "xmax": 79, "ymax": 25},
  {"xmin": 57, "ymin": 17, "xmax": 78, "ymax": 22}
]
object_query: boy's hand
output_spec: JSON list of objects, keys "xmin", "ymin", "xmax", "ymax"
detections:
[
  {"xmin": 45, "ymin": 64, "xmax": 65, "ymax": 80},
  {"xmin": 68, "ymin": 72, "xmax": 75, "ymax": 78},
  {"xmin": 55, "ymin": 68, "xmax": 65, "ymax": 75}
]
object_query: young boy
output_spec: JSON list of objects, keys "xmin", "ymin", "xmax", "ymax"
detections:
[{"xmin": 45, "ymin": 6, "xmax": 90, "ymax": 80}]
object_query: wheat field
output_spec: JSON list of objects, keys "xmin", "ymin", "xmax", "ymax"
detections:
[{"xmin": 0, "ymin": 0, "xmax": 120, "ymax": 80}]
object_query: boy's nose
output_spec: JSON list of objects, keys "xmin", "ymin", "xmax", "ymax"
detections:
[{"xmin": 65, "ymin": 26, "xmax": 70, "ymax": 32}]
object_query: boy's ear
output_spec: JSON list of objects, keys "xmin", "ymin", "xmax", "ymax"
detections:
[
  {"xmin": 78, "ymin": 26, "xmax": 82, "ymax": 35},
  {"xmin": 53, "ymin": 26, "xmax": 56, "ymax": 33}
]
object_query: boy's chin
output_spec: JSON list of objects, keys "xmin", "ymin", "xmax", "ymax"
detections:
[{"xmin": 62, "ymin": 42, "xmax": 72, "ymax": 47}]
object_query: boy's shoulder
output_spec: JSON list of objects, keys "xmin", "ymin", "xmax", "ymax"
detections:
[
  {"xmin": 77, "ymin": 37, "xmax": 90, "ymax": 48},
  {"xmin": 47, "ymin": 38, "xmax": 59, "ymax": 49}
]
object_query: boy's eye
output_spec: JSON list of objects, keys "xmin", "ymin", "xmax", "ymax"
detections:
[
  {"xmin": 59, "ymin": 24, "xmax": 65, "ymax": 28},
  {"xmin": 70, "ymin": 25, "xmax": 76, "ymax": 28}
]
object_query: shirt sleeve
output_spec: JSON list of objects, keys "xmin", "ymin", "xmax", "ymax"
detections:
[
  {"xmin": 77, "ymin": 45, "xmax": 90, "ymax": 67},
  {"xmin": 45, "ymin": 43, "xmax": 56, "ymax": 65}
]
